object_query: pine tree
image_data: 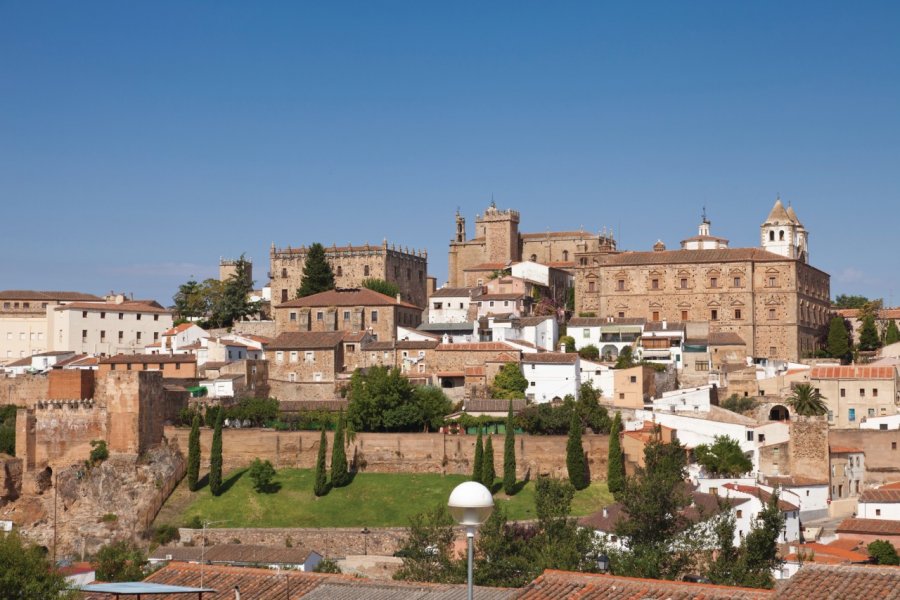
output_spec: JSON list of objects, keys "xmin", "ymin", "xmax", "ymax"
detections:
[
  {"xmin": 827, "ymin": 316, "xmax": 851, "ymax": 361},
  {"xmin": 503, "ymin": 401, "xmax": 517, "ymax": 495},
  {"xmin": 482, "ymin": 434, "xmax": 496, "ymax": 490},
  {"xmin": 297, "ymin": 242, "xmax": 336, "ymax": 298},
  {"xmin": 607, "ymin": 412, "xmax": 626, "ymax": 499},
  {"xmin": 187, "ymin": 415, "xmax": 201, "ymax": 492},
  {"xmin": 314, "ymin": 427, "xmax": 329, "ymax": 497},
  {"xmin": 472, "ymin": 427, "xmax": 484, "ymax": 484},
  {"xmin": 209, "ymin": 409, "xmax": 224, "ymax": 496},
  {"xmin": 330, "ymin": 410, "xmax": 349, "ymax": 488},
  {"xmin": 566, "ymin": 409, "xmax": 588, "ymax": 490},
  {"xmin": 885, "ymin": 320, "xmax": 900, "ymax": 346},
  {"xmin": 859, "ymin": 313, "xmax": 882, "ymax": 351}
]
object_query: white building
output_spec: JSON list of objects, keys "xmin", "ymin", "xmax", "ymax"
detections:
[
  {"xmin": 652, "ymin": 385, "xmax": 714, "ymax": 413},
  {"xmin": 46, "ymin": 295, "xmax": 173, "ymax": 355},
  {"xmin": 478, "ymin": 315, "xmax": 558, "ymax": 351},
  {"xmin": 568, "ymin": 316, "xmax": 644, "ymax": 360},
  {"xmin": 147, "ymin": 323, "xmax": 209, "ymax": 355},
  {"xmin": 764, "ymin": 476, "xmax": 830, "ymax": 520},
  {"xmin": 428, "ymin": 287, "xmax": 478, "ymax": 324},
  {"xmin": 860, "ymin": 414, "xmax": 900, "ymax": 430},
  {"xmin": 580, "ymin": 360, "xmax": 614, "ymax": 398},
  {"xmin": 0, "ymin": 290, "xmax": 104, "ymax": 361},
  {"xmin": 857, "ymin": 489, "xmax": 900, "ymax": 520},
  {"xmin": 720, "ymin": 483, "xmax": 801, "ymax": 543},
  {"xmin": 522, "ymin": 352, "xmax": 580, "ymax": 403},
  {"xmin": 640, "ymin": 320, "xmax": 685, "ymax": 368}
]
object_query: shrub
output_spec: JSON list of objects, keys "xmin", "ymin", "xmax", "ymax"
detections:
[
  {"xmin": 578, "ymin": 344, "xmax": 600, "ymax": 361},
  {"xmin": 248, "ymin": 458, "xmax": 276, "ymax": 493},
  {"xmin": 151, "ymin": 524, "xmax": 180, "ymax": 546},
  {"xmin": 89, "ymin": 440, "xmax": 109, "ymax": 464},
  {"xmin": 314, "ymin": 558, "xmax": 342, "ymax": 573}
]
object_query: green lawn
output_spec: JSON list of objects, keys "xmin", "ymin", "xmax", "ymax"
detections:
[{"xmin": 159, "ymin": 469, "xmax": 613, "ymax": 529}]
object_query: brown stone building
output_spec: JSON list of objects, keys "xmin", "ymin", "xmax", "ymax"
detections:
[
  {"xmin": 270, "ymin": 240, "xmax": 428, "ymax": 307},
  {"xmin": 98, "ymin": 354, "xmax": 198, "ymax": 378},
  {"xmin": 274, "ymin": 288, "xmax": 423, "ymax": 342},
  {"xmin": 573, "ymin": 201, "xmax": 831, "ymax": 361},
  {"xmin": 269, "ymin": 332, "xmax": 346, "ymax": 401},
  {"xmin": 448, "ymin": 203, "xmax": 616, "ymax": 287}
]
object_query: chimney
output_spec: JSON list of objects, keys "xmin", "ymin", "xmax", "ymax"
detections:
[
  {"xmin": 396, "ymin": 293, "xmax": 402, "ymax": 303},
  {"xmin": 662, "ymin": 319, "xmax": 667, "ymax": 330},
  {"xmin": 234, "ymin": 586, "xmax": 241, "ymax": 600}
]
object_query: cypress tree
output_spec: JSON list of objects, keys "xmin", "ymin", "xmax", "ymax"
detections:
[
  {"xmin": 859, "ymin": 314, "xmax": 881, "ymax": 351},
  {"xmin": 314, "ymin": 427, "xmax": 329, "ymax": 497},
  {"xmin": 827, "ymin": 316, "xmax": 851, "ymax": 361},
  {"xmin": 503, "ymin": 401, "xmax": 517, "ymax": 495},
  {"xmin": 187, "ymin": 415, "xmax": 201, "ymax": 492},
  {"xmin": 482, "ymin": 434, "xmax": 496, "ymax": 490},
  {"xmin": 297, "ymin": 242, "xmax": 336, "ymax": 298},
  {"xmin": 209, "ymin": 409, "xmax": 224, "ymax": 496},
  {"xmin": 885, "ymin": 320, "xmax": 900, "ymax": 346},
  {"xmin": 607, "ymin": 412, "xmax": 626, "ymax": 499},
  {"xmin": 472, "ymin": 427, "xmax": 484, "ymax": 484},
  {"xmin": 566, "ymin": 409, "xmax": 588, "ymax": 490},
  {"xmin": 330, "ymin": 411, "xmax": 349, "ymax": 488}
]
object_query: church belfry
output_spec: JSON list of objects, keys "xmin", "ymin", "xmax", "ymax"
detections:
[
  {"xmin": 455, "ymin": 210, "xmax": 466, "ymax": 243},
  {"xmin": 761, "ymin": 197, "xmax": 808, "ymax": 262}
]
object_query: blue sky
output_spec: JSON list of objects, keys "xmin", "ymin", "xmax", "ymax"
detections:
[{"xmin": 2, "ymin": 2, "xmax": 898, "ymax": 305}]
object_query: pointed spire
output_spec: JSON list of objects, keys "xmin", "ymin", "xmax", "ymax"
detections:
[{"xmin": 765, "ymin": 197, "xmax": 791, "ymax": 224}]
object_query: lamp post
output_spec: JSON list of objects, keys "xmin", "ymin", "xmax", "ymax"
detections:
[
  {"xmin": 361, "ymin": 527, "xmax": 370, "ymax": 556},
  {"xmin": 448, "ymin": 481, "xmax": 494, "ymax": 600}
]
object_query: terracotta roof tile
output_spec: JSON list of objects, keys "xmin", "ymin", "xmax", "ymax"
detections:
[
  {"xmin": 522, "ymin": 352, "xmax": 578, "ymax": 364},
  {"xmin": 776, "ymin": 564, "xmax": 900, "ymax": 599},
  {"xmin": 430, "ymin": 287, "xmax": 479, "ymax": 298},
  {"xmin": 99, "ymin": 354, "xmax": 196, "ymax": 365},
  {"xmin": 436, "ymin": 342, "xmax": 519, "ymax": 352},
  {"xmin": 830, "ymin": 446, "xmax": 865, "ymax": 454},
  {"xmin": 708, "ymin": 331, "xmax": 746, "ymax": 345},
  {"xmin": 0, "ymin": 290, "xmax": 103, "ymax": 301},
  {"xmin": 859, "ymin": 489, "xmax": 900, "ymax": 504},
  {"xmin": 811, "ymin": 365, "xmax": 896, "ymax": 380},
  {"xmin": 277, "ymin": 288, "xmax": 421, "ymax": 310},
  {"xmin": 603, "ymin": 248, "xmax": 792, "ymax": 267},
  {"xmin": 722, "ymin": 483, "xmax": 799, "ymax": 512},
  {"xmin": 162, "ymin": 323, "xmax": 197, "ymax": 335},
  {"xmin": 56, "ymin": 300, "xmax": 170, "ymax": 314},
  {"xmin": 270, "ymin": 332, "xmax": 345, "ymax": 350},
  {"xmin": 837, "ymin": 517, "xmax": 900, "ymax": 536},
  {"xmin": 464, "ymin": 398, "xmax": 527, "ymax": 412}
]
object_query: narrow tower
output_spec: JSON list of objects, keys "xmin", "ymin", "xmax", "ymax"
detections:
[{"xmin": 761, "ymin": 198, "xmax": 808, "ymax": 262}]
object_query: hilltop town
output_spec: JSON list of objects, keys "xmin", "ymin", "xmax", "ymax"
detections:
[{"xmin": 3, "ymin": 199, "xmax": 900, "ymax": 598}]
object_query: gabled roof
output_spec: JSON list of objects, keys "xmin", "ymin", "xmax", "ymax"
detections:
[
  {"xmin": 56, "ymin": 300, "xmax": 170, "ymax": 314},
  {"xmin": 435, "ymin": 342, "xmax": 519, "ymax": 352},
  {"xmin": 430, "ymin": 287, "xmax": 478, "ymax": 298},
  {"xmin": 764, "ymin": 198, "xmax": 792, "ymax": 225},
  {"xmin": 270, "ymin": 332, "xmax": 345, "ymax": 350},
  {"xmin": 811, "ymin": 365, "xmax": 897, "ymax": 380},
  {"xmin": 522, "ymin": 352, "xmax": 578, "ymax": 365},
  {"xmin": 708, "ymin": 331, "xmax": 746, "ymax": 346},
  {"xmin": 777, "ymin": 564, "xmax": 900, "ymax": 599},
  {"xmin": 277, "ymin": 288, "xmax": 420, "ymax": 310},
  {"xmin": 722, "ymin": 483, "xmax": 799, "ymax": 512},
  {"xmin": 0, "ymin": 290, "xmax": 102, "ymax": 301},
  {"xmin": 162, "ymin": 323, "xmax": 198, "ymax": 336},
  {"xmin": 837, "ymin": 517, "xmax": 900, "ymax": 536},
  {"xmin": 859, "ymin": 489, "xmax": 900, "ymax": 504}
]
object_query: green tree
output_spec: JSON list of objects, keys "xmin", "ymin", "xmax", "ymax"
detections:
[
  {"xmin": 0, "ymin": 531, "xmax": 74, "ymax": 599},
  {"xmin": 859, "ymin": 313, "xmax": 882, "ymax": 351},
  {"xmin": 884, "ymin": 320, "xmax": 900, "ymax": 346},
  {"xmin": 491, "ymin": 363, "xmax": 528, "ymax": 399},
  {"xmin": 187, "ymin": 415, "xmax": 201, "ymax": 492},
  {"xmin": 172, "ymin": 278, "xmax": 206, "ymax": 321},
  {"xmin": 720, "ymin": 394, "xmax": 758, "ymax": 415},
  {"xmin": 0, "ymin": 404, "xmax": 18, "ymax": 456},
  {"xmin": 868, "ymin": 540, "xmax": 900, "ymax": 565},
  {"xmin": 214, "ymin": 255, "xmax": 257, "ymax": 327},
  {"xmin": 834, "ymin": 294, "xmax": 875, "ymax": 309},
  {"xmin": 394, "ymin": 505, "xmax": 464, "ymax": 584},
  {"xmin": 826, "ymin": 316, "xmax": 851, "ymax": 361},
  {"xmin": 576, "ymin": 381, "xmax": 609, "ymax": 433},
  {"xmin": 786, "ymin": 383, "xmax": 827, "ymax": 417},
  {"xmin": 694, "ymin": 435, "xmax": 753, "ymax": 477},
  {"xmin": 89, "ymin": 439, "xmax": 109, "ymax": 464},
  {"xmin": 362, "ymin": 278, "xmax": 399, "ymax": 298},
  {"xmin": 413, "ymin": 386, "xmax": 453, "ymax": 432},
  {"xmin": 559, "ymin": 335, "xmax": 576, "ymax": 353},
  {"xmin": 330, "ymin": 410, "xmax": 350, "ymax": 488},
  {"xmin": 314, "ymin": 558, "xmax": 342, "ymax": 573},
  {"xmin": 225, "ymin": 397, "xmax": 279, "ymax": 427},
  {"xmin": 209, "ymin": 409, "xmax": 224, "ymax": 496},
  {"xmin": 614, "ymin": 346, "xmax": 636, "ymax": 369},
  {"xmin": 314, "ymin": 427, "xmax": 329, "ymax": 497},
  {"xmin": 606, "ymin": 412, "xmax": 626, "ymax": 499},
  {"xmin": 578, "ymin": 344, "xmax": 600, "ymax": 361},
  {"xmin": 248, "ymin": 458, "xmax": 276, "ymax": 493},
  {"xmin": 473, "ymin": 505, "xmax": 537, "ymax": 587},
  {"xmin": 297, "ymin": 242, "xmax": 336, "ymax": 298},
  {"xmin": 93, "ymin": 540, "xmax": 147, "ymax": 582},
  {"xmin": 503, "ymin": 401, "xmax": 517, "ymax": 494},
  {"xmin": 736, "ymin": 491, "xmax": 786, "ymax": 588},
  {"xmin": 532, "ymin": 476, "xmax": 598, "ymax": 572},
  {"xmin": 472, "ymin": 427, "xmax": 484, "ymax": 484},
  {"xmin": 347, "ymin": 367, "xmax": 452, "ymax": 432},
  {"xmin": 482, "ymin": 434, "xmax": 496, "ymax": 489},
  {"xmin": 566, "ymin": 410, "xmax": 588, "ymax": 490}
]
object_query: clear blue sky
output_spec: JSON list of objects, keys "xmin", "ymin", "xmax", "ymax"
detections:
[{"xmin": 2, "ymin": 2, "xmax": 898, "ymax": 305}]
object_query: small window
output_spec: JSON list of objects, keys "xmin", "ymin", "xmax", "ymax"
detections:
[
  {"xmin": 876, "ymin": 509, "xmax": 882, "ymax": 516},
  {"xmin": 651, "ymin": 278, "xmax": 659, "ymax": 290},
  {"xmin": 736, "ymin": 510, "xmax": 742, "ymax": 518},
  {"xmin": 868, "ymin": 408, "xmax": 876, "ymax": 417},
  {"xmin": 710, "ymin": 277, "xmax": 718, "ymax": 288},
  {"xmin": 290, "ymin": 351, "xmax": 298, "ymax": 363},
  {"xmin": 154, "ymin": 314, "xmax": 159, "ymax": 321},
  {"xmin": 827, "ymin": 410, "xmax": 834, "ymax": 422},
  {"xmin": 652, "ymin": 311, "xmax": 660, "ymax": 322},
  {"xmin": 153, "ymin": 332, "xmax": 158, "ymax": 341},
  {"xmin": 136, "ymin": 314, "xmax": 141, "ymax": 321},
  {"xmin": 892, "ymin": 442, "xmax": 897, "ymax": 450},
  {"xmin": 175, "ymin": 362, "xmax": 181, "ymax": 370},
  {"xmin": 347, "ymin": 344, "xmax": 355, "ymax": 353},
  {"xmin": 364, "ymin": 265, "xmax": 370, "ymax": 276},
  {"xmin": 746, "ymin": 431, "xmax": 754, "ymax": 441},
  {"xmin": 680, "ymin": 278, "xmax": 688, "ymax": 289},
  {"xmin": 619, "ymin": 393, "xmax": 625, "ymax": 400},
  {"xmin": 118, "ymin": 313, "xmax": 124, "ymax": 320},
  {"xmin": 281, "ymin": 267, "xmax": 288, "ymax": 278},
  {"xmin": 681, "ymin": 310, "xmax": 688, "ymax": 321},
  {"xmin": 873, "ymin": 388, "xmax": 878, "ymax": 397},
  {"xmin": 118, "ymin": 331, "xmax": 124, "ymax": 341},
  {"xmin": 371, "ymin": 310, "xmax": 379, "ymax": 323},
  {"xmin": 734, "ymin": 309, "xmax": 742, "ymax": 319},
  {"xmin": 630, "ymin": 376, "xmax": 637, "ymax": 383},
  {"xmin": 617, "ymin": 279, "xmax": 625, "ymax": 291},
  {"xmin": 305, "ymin": 351, "xmax": 315, "ymax": 362},
  {"xmin": 768, "ymin": 276, "xmax": 777, "ymax": 287},
  {"xmin": 136, "ymin": 332, "xmax": 141, "ymax": 341},
  {"xmin": 81, "ymin": 329, "xmax": 88, "ymax": 340},
  {"xmin": 733, "ymin": 276, "xmax": 741, "ymax": 287},
  {"xmin": 768, "ymin": 308, "xmax": 776, "ymax": 320},
  {"xmin": 100, "ymin": 312, "xmax": 105, "ymax": 319},
  {"xmin": 281, "ymin": 289, "xmax": 288, "ymax": 303},
  {"xmin": 317, "ymin": 311, "xmax": 324, "ymax": 321},
  {"xmin": 618, "ymin": 312, "xmax": 625, "ymax": 318},
  {"xmin": 840, "ymin": 388, "xmax": 846, "ymax": 397},
  {"xmin": 82, "ymin": 311, "xmax": 88, "ymax": 318},
  {"xmin": 343, "ymin": 310, "xmax": 351, "ymax": 321},
  {"xmin": 276, "ymin": 351, "xmax": 284, "ymax": 363},
  {"xmin": 848, "ymin": 408, "xmax": 856, "ymax": 422},
  {"xmin": 288, "ymin": 372, "xmax": 296, "ymax": 382},
  {"xmin": 711, "ymin": 309, "xmax": 718, "ymax": 321},
  {"xmin": 588, "ymin": 281, "xmax": 596, "ymax": 293},
  {"xmin": 100, "ymin": 330, "xmax": 106, "ymax": 342}
]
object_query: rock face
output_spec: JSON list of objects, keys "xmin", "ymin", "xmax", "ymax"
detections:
[{"xmin": 3, "ymin": 442, "xmax": 184, "ymax": 559}]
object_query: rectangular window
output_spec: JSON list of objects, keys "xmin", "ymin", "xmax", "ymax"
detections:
[
  {"xmin": 136, "ymin": 332, "xmax": 141, "ymax": 341},
  {"xmin": 588, "ymin": 281, "xmax": 596, "ymax": 293},
  {"xmin": 82, "ymin": 311, "xmax": 88, "ymax": 318},
  {"xmin": 652, "ymin": 311, "xmax": 660, "ymax": 322},
  {"xmin": 827, "ymin": 410, "xmax": 833, "ymax": 422},
  {"xmin": 305, "ymin": 351, "xmax": 315, "ymax": 363},
  {"xmin": 118, "ymin": 313, "xmax": 124, "ymax": 320},
  {"xmin": 617, "ymin": 279, "xmax": 625, "ymax": 291},
  {"xmin": 288, "ymin": 372, "xmax": 296, "ymax": 382},
  {"xmin": 681, "ymin": 310, "xmax": 688, "ymax": 320},
  {"xmin": 768, "ymin": 308, "xmax": 776, "ymax": 319},
  {"xmin": 281, "ymin": 289, "xmax": 288, "ymax": 303},
  {"xmin": 769, "ymin": 346, "xmax": 777, "ymax": 356},
  {"xmin": 154, "ymin": 314, "xmax": 159, "ymax": 321},
  {"xmin": 873, "ymin": 388, "xmax": 878, "ymax": 397},
  {"xmin": 733, "ymin": 276, "xmax": 741, "ymax": 287},
  {"xmin": 136, "ymin": 314, "xmax": 141, "ymax": 320},
  {"xmin": 619, "ymin": 392, "xmax": 625, "ymax": 399},
  {"xmin": 82, "ymin": 329, "xmax": 88, "ymax": 342},
  {"xmin": 153, "ymin": 332, "xmax": 158, "ymax": 341},
  {"xmin": 868, "ymin": 408, "xmax": 876, "ymax": 417},
  {"xmin": 175, "ymin": 363, "xmax": 181, "ymax": 370},
  {"xmin": 100, "ymin": 330, "xmax": 106, "ymax": 342},
  {"xmin": 100, "ymin": 312, "xmax": 105, "ymax": 319},
  {"xmin": 734, "ymin": 309, "xmax": 742, "ymax": 319},
  {"xmin": 848, "ymin": 408, "xmax": 856, "ymax": 422},
  {"xmin": 840, "ymin": 388, "xmax": 846, "ymax": 397},
  {"xmin": 680, "ymin": 278, "xmax": 688, "ymax": 289},
  {"xmin": 118, "ymin": 331, "xmax": 124, "ymax": 341},
  {"xmin": 618, "ymin": 312, "xmax": 625, "ymax": 318},
  {"xmin": 289, "ymin": 312, "xmax": 297, "ymax": 322},
  {"xmin": 583, "ymin": 329, "xmax": 590, "ymax": 338},
  {"xmin": 630, "ymin": 376, "xmax": 637, "ymax": 383},
  {"xmin": 711, "ymin": 309, "xmax": 718, "ymax": 321},
  {"xmin": 316, "ymin": 311, "xmax": 324, "ymax": 321},
  {"xmin": 290, "ymin": 351, "xmax": 298, "ymax": 363},
  {"xmin": 276, "ymin": 351, "xmax": 284, "ymax": 363},
  {"xmin": 710, "ymin": 277, "xmax": 718, "ymax": 288},
  {"xmin": 746, "ymin": 431, "xmax": 754, "ymax": 441},
  {"xmin": 651, "ymin": 279, "xmax": 659, "ymax": 290},
  {"xmin": 347, "ymin": 344, "xmax": 355, "ymax": 353},
  {"xmin": 695, "ymin": 361, "xmax": 709, "ymax": 371},
  {"xmin": 371, "ymin": 310, "xmax": 379, "ymax": 323},
  {"xmin": 343, "ymin": 311, "xmax": 351, "ymax": 321},
  {"xmin": 860, "ymin": 388, "xmax": 865, "ymax": 397}
]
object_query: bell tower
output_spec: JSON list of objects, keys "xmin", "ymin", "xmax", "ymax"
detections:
[
  {"xmin": 761, "ymin": 197, "xmax": 808, "ymax": 262},
  {"xmin": 455, "ymin": 209, "xmax": 466, "ymax": 243}
]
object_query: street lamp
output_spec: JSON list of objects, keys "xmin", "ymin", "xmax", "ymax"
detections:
[
  {"xmin": 597, "ymin": 554, "xmax": 610, "ymax": 573},
  {"xmin": 448, "ymin": 481, "xmax": 494, "ymax": 600}
]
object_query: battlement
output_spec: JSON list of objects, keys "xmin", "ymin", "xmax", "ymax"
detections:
[
  {"xmin": 33, "ymin": 398, "xmax": 97, "ymax": 411},
  {"xmin": 477, "ymin": 205, "xmax": 520, "ymax": 223},
  {"xmin": 271, "ymin": 241, "xmax": 427, "ymax": 260}
]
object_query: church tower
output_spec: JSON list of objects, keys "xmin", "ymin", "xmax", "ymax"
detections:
[
  {"xmin": 455, "ymin": 210, "xmax": 466, "ymax": 243},
  {"xmin": 761, "ymin": 198, "xmax": 808, "ymax": 262}
]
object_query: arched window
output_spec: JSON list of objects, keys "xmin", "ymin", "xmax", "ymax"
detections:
[
  {"xmin": 769, "ymin": 231, "xmax": 775, "ymax": 241},
  {"xmin": 562, "ymin": 250, "xmax": 569, "ymax": 261},
  {"xmin": 779, "ymin": 230, "xmax": 785, "ymax": 241},
  {"xmin": 530, "ymin": 254, "xmax": 537, "ymax": 262}
]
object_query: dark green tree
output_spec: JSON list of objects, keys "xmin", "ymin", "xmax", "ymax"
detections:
[
  {"xmin": 172, "ymin": 278, "xmax": 206, "ymax": 321},
  {"xmin": 578, "ymin": 344, "xmax": 600, "ymax": 361},
  {"xmin": 209, "ymin": 409, "xmax": 224, "ymax": 496},
  {"xmin": 532, "ymin": 477, "xmax": 598, "ymax": 572},
  {"xmin": 297, "ymin": 242, "xmax": 336, "ymax": 298},
  {"xmin": 566, "ymin": 409, "xmax": 588, "ymax": 490},
  {"xmin": 694, "ymin": 435, "xmax": 753, "ymax": 477},
  {"xmin": 614, "ymin": 346, "xmax": 636, "ymax": 369},
  {"xmin": 606, "ymin": 412, "xmax": 626, "ymax": 499},
  {"xmin": 503, "ymin": 401, "xmax": 517, "ymax": 494},
  {"xmin": 314, "ymin": 427, "xmax": 329, "ymax": 497},
  {"xmin": 214, "ymin": 255, "xmax": 257, "ymax": 327},
  {"xmin": 347, "ymin": 367, "xmax": 452, "ymax": 432},
  {"xmin": 330, "ymin": 410, "xmax": 350, "ymax": 488},
  {"xmin": 482, "ymin": 434, "xmax": 496, "ymax": 489},
  {"xmin": 473, "ymin": 505, "xmax": 538, "ymax": 587},
  {"xmin": 834, "ymin": 294, "xmax": 874, "ymax": 309},
  {"xmin": 576, "ymin": 382, "xmax": 609, "ymax": 433},
  {"xmin": 0, "ymin": 404, "xmax": 18, "ymax": 456},
  {"xmin": 187, "ymin": 415, "xmax": 201, "ymax": 492},
  {"xmin": 885, "ymin": 320, "xmax": 900, "ymax": 346},
  {"xmin": 868, "ymin": 540, "xmax": 900, "ymax": 565},
  {"xmin": 786, "ymin": 383, "xmax": 828, "ymax": 417},
  {"xmin": 826, "ymin": 316, "xmax": 851, "ymax": 361},
  {"xmin": 362, "ymin": 278, "xmax": 399, "ymax": 298},
  {"xmin": 248, "ymin": 458, "xmax": 276, "ymax": 493},
  {"xmin": 720, "ymin": 394, "xmax": 758, "ymax": 415},
  {"xmin": 736, "ymin": 491, "xmax": 786, "ymax": 588},
  {"xmin": 859, "ymin": 313, "xmax": 882, "ymax": 351},
  {"xmin": 93, "ymin": 540, "xmax": 147, "ymax": 582},
  {"xmin": 394, "ymin": 505, "xmax": 464, "ymax": 584},
  {"xmin": 0, "ymin": 532, "xmax": 74, "ymax": 599},
  {"xmin": 413, "ymin": 386, "xmax": 454, "ymax": 432},
  {"xmin": 472, "ymin": 427, "xmax": 484, "ymax": 484},
  {"xmin": 491, "ymin": 362, "xmax": 528, "ymax": 399},
  {"xmin": 559, "ymin": 335, "xmax": 576, "ymax": 353}
]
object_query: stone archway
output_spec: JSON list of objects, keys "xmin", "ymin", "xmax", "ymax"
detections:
[
  {"xmin": 601, "ymin": 345, "xmax": 619, "ymax": 361},
  {"xmin": 769, "ymin": 405, "xmax": 790, "ymax": 421}
]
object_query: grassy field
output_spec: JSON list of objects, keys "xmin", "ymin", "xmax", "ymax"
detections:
[{"xmin": 156, "ymin": 468, "xmax": 613, "ymax": 529}]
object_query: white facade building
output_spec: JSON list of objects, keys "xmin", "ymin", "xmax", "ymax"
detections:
[
  {"xmin": 857, "ymin": 489, "xmax": 900, "ymax": 520},
  {"xmin": 522, "ymin": 353, "xmax": 580, "ymax": 403},
  {"xmin": 580, "ymin": 360, "xmax": 615, "ymax": 398},
  {"xmin": 652, "ymin": 385, "xmax": 714, "ymax": 413},
  {"xmin": 568, "ymin": 316, "xmax": 644, "ymax": 360},
  {"xmin": 860, "ymin": 414, "xmax": 900, "ymax": 430},
  {"xmin": 428, "ymin": 287, "xmax": 477, "ymax": 324}
]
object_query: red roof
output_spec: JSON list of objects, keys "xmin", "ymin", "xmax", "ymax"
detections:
[
  {"xmin": 811, "ymin": 365, "xmax": 897, "ymax": 380},
  {"xmin": 277, "ymin": 287, "xmax": 420, "ymax": 310},
  {"xmin": 162, "ymin": 323, "xmax": 196, "ymax": 336},
  {"xmin": 859, "ymin": 489, "xmax": 900, "ymax": 504},
  {"xmin": 837, "ymin": 518, "xmax": 900, "ymax": 536},
  {"xmin": 436, "ymin": 342, "xmax": 519, "ymax": 352},
  {"xmin": 722, "ymin": 483, "xmax": 799, "ymax": 512},
  {"xmin": 55, "ymin": 300, "xmax": 169, "ymax": 314},
  {"xmin": 830, "ymin": 446, "xmax": 865, "ymax": 454}
]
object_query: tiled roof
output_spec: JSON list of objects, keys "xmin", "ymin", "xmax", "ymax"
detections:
[
  {"xmin": 859, "ymin": 489, "xmax": 900, "ymax": 504},
  {"xmin": 602, "ymin": 248, "xmax": 791, "ymax": 267},
  {"xmin": 53, "ymin": 354, "xmax": 98, "ymax": 368},
  {"xmin": 487, "ymin": 352, "xmax": 523, "ymax": 363},
  {"xmin": 830, "ymin": 445, "xmax": 864, "ymax": 454},
  {"xmin": 418, "ymin": 322, "xmax": 476, "ymax": 332},
  {"xmin": 521, "ymin": 231, "xmax": 593, "ymax": 239},
  {"xmin": 436, "ymin": 342, "xmax": 519, "ymax": 352},
  {"xmin": 162, "ymin": 323, "xmax": 197, "ymax": 336},
  {"xmin": 277, "ymin": 288, "xmax": 421, "ymax": 310},
  {"xmin": 430, "ymin": 287, "xmax": 478, "ymax": 298},
  {"xmin": 201, "ymin": 544, "xmax": 317, "ymax": 565},
  {"xmin": 463, "ymin": 262, "xmax": 509, "ymax": 271},
  {"xmin": 644, "ymin": 320, "xmax": 686, "ymax": 332},
  {"xmin": 517, "ymin": 316, "xmax": 555, "ymax": 326},
  {"xmin": 464, "ymin": 398, "xmax": 527, "ymax": 412},
  {"xmin": 4, "ymin": 357, "xmax": 33, "ymax": 367},
  {"xmin": 56, "ymin": 300, "xmax": 170, "ymax": 314},
  {"xmin": 567, "ymin": 317, "xmax": 646, "ymax": 327},
  {"xmin": 270, "ymin": 332, "xmax": 346, "ymax": 350},
  {"xmin": 478, "ymin": 293, "xmax": 528, "ymax": 301},
  {"xmin": 783, "ymin": 541, "xmax": 869, "ymax": 565},
  {"xmin": 341, "ymin": 331, "xmax": 370, "ymax": 343},
  {"xmin": 811, "ymin": 365, "xmax": 897, "ymax": 380},
  {"xmin": 522, "ymin": 353, "xmax": 578, "ymax": 365},
  {"xmin": 33, "ymin": 350, "xmax": 74, "ymax": 357},
  {"xmin": 765, "ymin": 475, "xmax": 828, "ymax": 487},
  {"xmin": 361, "ymin": 340, "xmax": 438, "ymax": 351},
  {"xmin": 0, "ymin": 290, "xmax": 102, "ymax": 301},
  {"xmin": 99, "ymin": 354, "xmax": 196, "ymax": 364},
  {"xmin": 517, "ymin": 569, "xmax": 772, "ymax": 599},
  {"xmin": 776, "ymin": 564, "xmax": 900, "ymax": 599},
  {"xmin": 722, "ymin": 483, "xmax": 799, "ymax": 512},
  {"xmin": 880, "ymin": 481, "xmax": 900, "ymax": 490},
  {"xmin": 836, "ymin": 517, "xmax": 900, "ymax": 536},
  {"xmin": 708, "ymin": 331, "xmax": 746, "ymax": 345}
]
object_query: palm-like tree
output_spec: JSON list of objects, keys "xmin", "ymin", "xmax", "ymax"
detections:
[{"xmin": 786, "ymin": 383, "xmax": 828, "ymax": 417}]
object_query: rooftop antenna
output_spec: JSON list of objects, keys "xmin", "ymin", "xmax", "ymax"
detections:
[
  {"xmin": 702, "ymin": 205, "xmax": 708, "ymax": 223},
  {"xmin": 490, "ymin": 192, "xmax": 495, "ymax": 208}
]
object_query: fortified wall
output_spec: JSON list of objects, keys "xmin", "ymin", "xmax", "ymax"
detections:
[{"xmin": 165, "ymin": 427, "xmax": 610, "ymax": 482}]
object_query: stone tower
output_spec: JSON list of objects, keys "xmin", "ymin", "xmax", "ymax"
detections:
[
  {"xmin": 477, "ymin": 203, "xmax": 520, "ymax": 264},
  {"xmin": 220, "ymin": 257, "xmax": 253, "ymax": 285},
  {"xmin": 761, "ymin": 198, "xmax": 808, "ymax": 262},
  {"xmin": 455, "ymin": 210, "xmax": 466, "ymax": 243}
]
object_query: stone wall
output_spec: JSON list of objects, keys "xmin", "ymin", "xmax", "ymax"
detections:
[
  {"xmin": 20, "ymin": 402, "xmax": 107, "ymax": 468},
  {"xmin": 787, "ymin": 417, "xmax": 830, "ymax": 482},
  {"xmin": 48, "ymin": 370, "xmax": 94, "ymax": 401},
  {"xmin": 830, "ymin": 428, "xmax": 900, "ymax": 486},
  {"xmin": 164, "ymin": 427, "xmax": 610, "ymax": 482},
  {"xmin": 101, "ymin": 371, "xmax": 165, "ymax": 454},
  {"xmin": 0, "ymin": 374, "xmax": 50, "ymax": 408},
  {"xmin": 228, "ymin": 320, "xmax": 277, "ymax": 339},
  {"xmin": 179, "ymin": 526, "xmax": 408, "ymax": 558}
]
